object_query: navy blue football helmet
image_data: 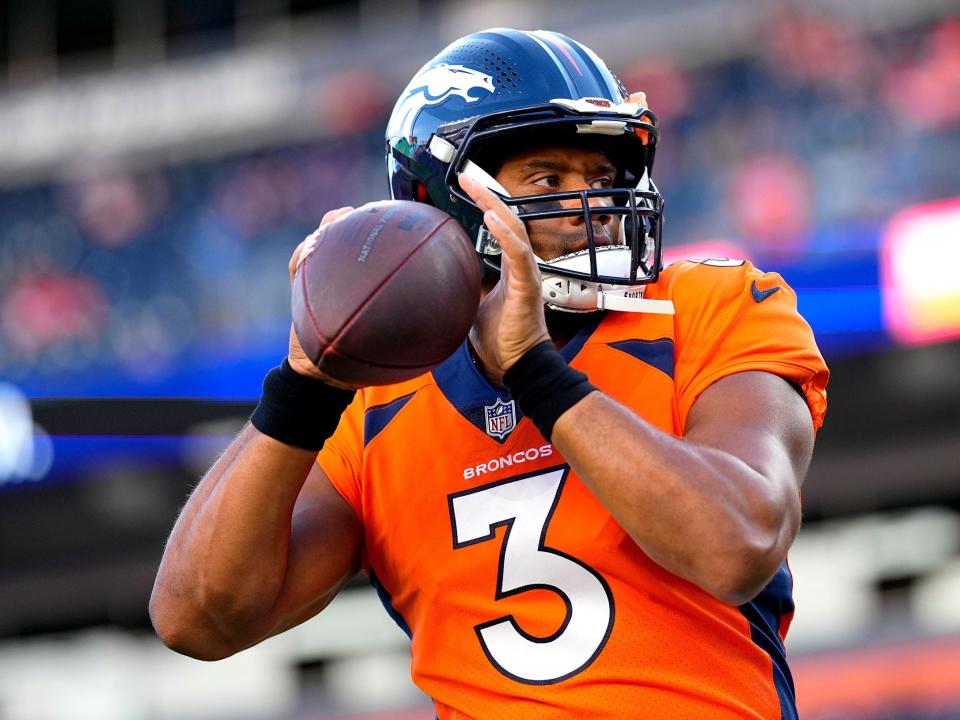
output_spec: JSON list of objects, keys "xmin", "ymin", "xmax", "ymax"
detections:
[{"xmin": 386, "ymin": 28, "xmax": 668, "ymax": 313}]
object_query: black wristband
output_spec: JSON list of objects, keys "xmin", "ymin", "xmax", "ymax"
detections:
[
  {"xmin": 250, "ymin": 359, "xmax": 356, "ymax": 451},
  {"xmin": 502, "ymin": 341, "xmax": 597, "ymax": 441}
]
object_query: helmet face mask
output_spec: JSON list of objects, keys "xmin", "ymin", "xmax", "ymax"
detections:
[
  {"xmin": 472, "ymin": 186, "xmax": 662, "ymax": 283},
  {"xmin": 386, "ymin": 29, "xmax": 666, "ymax": 312}
]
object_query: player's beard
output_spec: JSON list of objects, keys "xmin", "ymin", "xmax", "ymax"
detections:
[
  {"xmin": 556, "ymin": 220, "xmax": 619, "ymax": 256},
  {"xmin": 529, "ymin": 219, "xmax": 620, "ymax": 261},
  {"xmin": 540, "ymin": 219, "xmax": 621, "ymax": 344}
]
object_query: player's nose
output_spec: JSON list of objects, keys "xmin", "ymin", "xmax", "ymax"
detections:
[{"xmin": 561, "ymin": 191, "xmax": 613, "ymax": 228}]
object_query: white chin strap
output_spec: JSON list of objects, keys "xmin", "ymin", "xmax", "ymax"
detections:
[
  {"xmin": 541, "ymin": 246, "xmax": 674, "ymax": 314},
  {"xmin": 435, "ymin": 135, "xmax": 674, "ymax": 315}
]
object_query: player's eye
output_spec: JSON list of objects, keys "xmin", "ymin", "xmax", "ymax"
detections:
[
  {"xmin": 591, "ymin": 176, "xmax": 614, "ymax": 190},
  {"xmin": 531, "ymin": 174, "xmax": 560, "ymax": 189}
]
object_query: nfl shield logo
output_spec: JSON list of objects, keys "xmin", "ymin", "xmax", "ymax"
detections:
[{"xmin": 484, "ymin": 398, "xmax": 516, "ymax": 440}]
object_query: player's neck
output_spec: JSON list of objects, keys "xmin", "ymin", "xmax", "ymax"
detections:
[{"xmin": 545, "ymin": 308, "xmax": 599, "ymax": 349}]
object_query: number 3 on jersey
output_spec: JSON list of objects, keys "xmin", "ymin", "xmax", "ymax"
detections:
[{"xmin": 448, "ymin": 466, "xmax": 614, "ymax": 684}]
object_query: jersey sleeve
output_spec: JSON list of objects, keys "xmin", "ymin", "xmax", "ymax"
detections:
[
  {"xmin": 316, "ymin": 390, "xmax": 365, "ymax": 519},
  {"xmin": 670, "ymin": 260, "xmax": 829, "ymax": 432}
]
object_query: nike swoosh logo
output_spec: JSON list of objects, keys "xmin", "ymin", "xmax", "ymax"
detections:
[{"xmin": 751, "ymin": 280, "xmax": 781, "ymax": 303}]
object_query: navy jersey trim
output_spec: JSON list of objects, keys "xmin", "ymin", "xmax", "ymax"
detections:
[
  {"xmin": 738, "ymin": 562, "xmax": 798, "ymax": 720},
  {"xmin": 363, "ymin": 392, "xmax": 416, "ymax": 447},
  {"xmin": 369, "ymin": 568, "xmax": 412, "ymax": 639},
  {"xmin": 433, "ymin": 341, "xmax": 512, "ymax": 413},
  {"xmin": 558, "ymin": 311, "xmax": 606, "ymax": 362},
  {"xmin": 607, "ymin": 338, "xmax": 675, "ymax": 379},
  {"xmin": 432, "ymin": 341, "xmax": 515, "ymax": 443},
  {"xmin": 432, "ymin": 316, "xmax": 605, "ymax": 443}
]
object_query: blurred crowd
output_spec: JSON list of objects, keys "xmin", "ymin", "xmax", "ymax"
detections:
[{"xmin": 2, "ymin": 12, "xmax": 958, "ymax": 397}]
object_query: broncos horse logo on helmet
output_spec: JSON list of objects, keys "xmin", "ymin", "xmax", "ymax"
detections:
[
  {"xmin": 386, "ymin": 28, "xmax": 669, "ymax": 315},
  {"xmin": 392, "ymin": 64, "xmax": 496, "ymax": 138}
]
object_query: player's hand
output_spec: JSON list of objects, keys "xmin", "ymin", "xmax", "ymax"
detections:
[
  {"xmin": 286, "ymin": 207, "xmax": 359, "ymax": 389},
  {"xmin": 458, "ymin": 174, "xmax": 550, "ymax": 384}
]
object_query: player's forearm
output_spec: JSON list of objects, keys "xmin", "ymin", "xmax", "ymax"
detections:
[
  {"xmin": 150, "ymin": 422, "xmax": 317, "ymax": 659},
  {"xmin": 551, "ymin": 393, "xmax": 799, "ymax": 605}
]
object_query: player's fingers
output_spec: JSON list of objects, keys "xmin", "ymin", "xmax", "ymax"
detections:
[
  {"xmin": 459, "ymin": 174, "xmax": 541, "ymax": 295},
  {"xmin": 288, "ymin": 206, "xmax": 355, "ymax": 281},
  {"xmin": 497, "ymin": 234, "xmax": 512, "ymax": 280},
  {"xmin": 289, "ymin": 238, "xmax": 310, "ymax": 282},
  {"xmin": 482, "ymin": 210, "xmax": 523, "ymax": 258},
  {"xmin": 483, "ymin": 210, "xmax": 540, "ymax": 289},
  {"xmin": 628, "ymin": 91, "xmax": 648, "ymax": 108},
  {"xmin": 459, "ymin": 175, "xmax": 534, "ymax": 276},
  {"xmin": 318, "ymin": 205, "xmax": 355, "ymax": 229},
  {"xmin": 458, "ymin": 174, "xmax": 527, "ymax": 240}
]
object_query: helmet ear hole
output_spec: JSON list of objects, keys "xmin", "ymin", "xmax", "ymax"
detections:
[{"xmin": 413, "ymin": 181, "xmax": 431, "ymax": 204}]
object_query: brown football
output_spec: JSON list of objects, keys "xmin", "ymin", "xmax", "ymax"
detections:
[{"xmin": 292, "ymin": 200, "xmax": 482, "ymax": 386}]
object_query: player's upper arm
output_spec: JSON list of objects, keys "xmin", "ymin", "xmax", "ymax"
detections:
[
  {"xmin": 685, "ymin": 372, "xmax": 814, "ymax": 488},
  {"xmin": 685, "ymin": 370, "xmax": 815, "ymax": 494},
  {"xmin": 682, "ymin": 371, "xmax": 815, "ymax": 602},
  {"xmin": 264, "ymin": 462, "xmax": 364, "ymax": 639}
]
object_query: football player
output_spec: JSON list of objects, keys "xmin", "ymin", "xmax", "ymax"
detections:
[{"xmin": 151, "ymin": 29, "xmax": 828, "ymax": 719}]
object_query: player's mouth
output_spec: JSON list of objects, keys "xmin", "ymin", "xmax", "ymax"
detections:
[{"xmin": 531, "ymin": 220, "xmax": 620, "ymax": 261}]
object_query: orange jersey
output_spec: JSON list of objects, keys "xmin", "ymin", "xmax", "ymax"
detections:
[{"xmin": 318, "ymin": 259, "xmax": 829, "ymax": 720}]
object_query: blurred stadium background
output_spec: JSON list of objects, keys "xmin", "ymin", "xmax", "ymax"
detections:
[{"xmin": 1, "ymin": 0, "xmax": 960, "ymax": 717}]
